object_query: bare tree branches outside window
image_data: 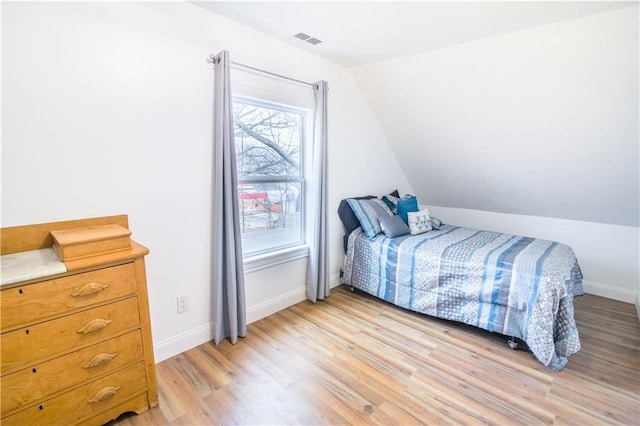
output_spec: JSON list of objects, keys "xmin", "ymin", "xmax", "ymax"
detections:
[{"xmin": 233, "ymin": 98, "xmax": 306, "ymax": 255}]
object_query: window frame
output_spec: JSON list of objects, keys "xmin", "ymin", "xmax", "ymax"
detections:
[{"xmin": 232, "ymin": 95, "xmax": 310, "ymax": 261}]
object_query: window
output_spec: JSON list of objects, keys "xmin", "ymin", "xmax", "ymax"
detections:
[{"xmin": 233, "ymin": 97, "xmax": 309, "ymax": 257}]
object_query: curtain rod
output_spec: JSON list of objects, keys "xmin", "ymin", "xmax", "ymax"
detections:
[{"xmin": 208, "ymin": 54, "xmax": 314, "ymax": 88}]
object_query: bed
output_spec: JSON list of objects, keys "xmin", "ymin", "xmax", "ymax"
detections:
[{"xmin": 339, "ymin": 195, "xmax": 584, "ymax": 370}]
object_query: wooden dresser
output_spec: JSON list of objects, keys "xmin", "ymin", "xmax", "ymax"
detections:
[{"xmin": 0, "ymin": 215, "xmax": 158, "ymax": 425}]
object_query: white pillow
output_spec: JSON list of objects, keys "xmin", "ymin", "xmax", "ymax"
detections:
[{"xmin": 407, "ymin": 208, "xmax": 432, "ymax": 235}]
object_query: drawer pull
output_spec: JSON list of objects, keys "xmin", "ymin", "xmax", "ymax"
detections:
[
  {"xmin": 87, "ymin": 386, "xmax": 121, "ymax": 403},
  {"xmin": 71, "ymin": 282, "xmax": 109, "ymax": 297},
  {"xmin": 84, "ymin": 352, "xmax": 118, "ymax": 368},
  {"xmin": 77, "ymin": 318, "xmax": 112, "ymax": 334}
]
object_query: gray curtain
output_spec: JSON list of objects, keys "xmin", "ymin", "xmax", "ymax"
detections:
[
  {"xmin": 212, "ymin": 50, "xmax": 247, "ymax": 344},
  {"xmin": 306, "ymin": 80, "xmax": 330, "ymax": 302}
]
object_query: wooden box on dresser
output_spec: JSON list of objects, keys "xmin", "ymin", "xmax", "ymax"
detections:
[{"xmin": 0, "ymin": 215, "xmax": 158, "ymax": 425}]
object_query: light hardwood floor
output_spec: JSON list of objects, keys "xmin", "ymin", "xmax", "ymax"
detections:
[{"xmin": 112, "ymin": 286, "xmax": 640, "ymax": 425}]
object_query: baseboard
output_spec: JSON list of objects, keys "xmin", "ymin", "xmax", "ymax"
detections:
[
  {"xmin": 246, "ymin": 286, "xmax": 307, "ymax": 324},
  {"xmin": 154, "ymin": 272, "xmax": 350, "ymax": 362},
  {"xmin": 153, "ymin": 288, "xmax": 306, "ymax": 363},
  {"xmin": 154, "ymin": 321, "xmax": 214, "ymax": 363},
  {"xmin": 246, "ymin": 272, "xmax": 342, "ymax": 323},
  {"xmin": 153, "ymin": 287, "xmax": 306, "ymax": 362},
  {"xmin": 582, "ymin": 279, "xmax": 637, "ymax": 304},
  {"xmin": 636, "ymin": 293, "xmax": 640, "ymax": 321}
]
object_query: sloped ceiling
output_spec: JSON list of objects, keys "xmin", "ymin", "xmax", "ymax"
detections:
[
  {"xmin": 197, "ymin": 1, "xmax": 639, "ymax": 227},
  {"xmin": 349, "ymin": 4, "xmax": 639, "ymax": 227}
]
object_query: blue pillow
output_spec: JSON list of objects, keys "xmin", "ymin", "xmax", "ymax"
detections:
[
  {"xmin": 397, "ymin": 195, "xmax": 419, "ymax": 224},
  {"xmin": 337, "ymin": 195, "xmax": 375, "ymax": 249},
  {"xmin": 382, "ymin": 194, "xmax": 400, "ymax": 213},
  {"xmin": 338, "ymin": 190, "xmax": 399, "ymax": 252},
  {"xmin": 346, "ymin": 198, "xmax": 393, "ymax": 239},
  {"xmin": 380, "ymin": 215, "xmax": 410, "ymax": 238}
]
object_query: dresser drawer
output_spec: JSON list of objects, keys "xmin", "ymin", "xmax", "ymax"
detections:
[
  {"xmin": 1, "ymin": 362, "xmax": 147, "ymax": 426},
  {"xmin": 1, "ymin": 297, "xmax": 140, "ymax": 373},
  {"xmin": 1, "ymin": 263, "xmax": 136, "ymax": 332},
  {"xmin": 1, "ymin": 331, "xmax": 144, "ymax": 415},
  {"xmin": 88, "ymin": 392, "xmax": 150, "ymax": 426}
]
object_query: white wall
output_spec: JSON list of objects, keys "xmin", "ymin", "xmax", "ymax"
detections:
[
  {"xmin": 351, "ymin": 6, "xmax": 639, "ymax": 303},
  {"xmin": 351, "ymin": 5, "xmax": 638, "ymax": 228},
  {"xmin": 1, "ymin": 2, "xmax": 411, "ymax": 361}
]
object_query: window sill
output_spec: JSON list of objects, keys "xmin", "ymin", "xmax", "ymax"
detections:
[{"xmin": 243, "ymin": 245, "xmax": 309, "ymax": 273}]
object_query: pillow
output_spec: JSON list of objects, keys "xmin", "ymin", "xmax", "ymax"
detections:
[
  {"xmin": 397, "ymin": 195, "xmax": 419, "ymax": 224},
  {"xmin": 408, "ymin": 208, "xmax": 433, "ymax": 235},
  {"xmin": 381, "ymin": 189, "xmax": 400, "ymax": 211},
  {"xmin": 382, "ymin": 194, "xmax": 400, "ymax": 213},
  {"xmin": 430, "ymin": 216, "xmax": 444, "ymax": 230},
  {"xmin": 346, "ymin": 198, "xmax": 393, "ymax": 239},
  {"xmin": 337, "ymin": 190, "xmax": 400, "ymax": 252},
  {"xmin": 337, "ymin": 195, "xmax": 375, "ymax": 236},
  {"xmin": 379, "ymin": 215, "xmax": 411, "ymax": 238}
]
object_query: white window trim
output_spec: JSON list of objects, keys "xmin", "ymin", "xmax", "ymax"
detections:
[
  {"xmin": 243, "ymin": 244, "xmax": 309, "ymax": 273},
  {"xmin": 233, "ymin": 95, "xmax": 311, "ymax": 259}
]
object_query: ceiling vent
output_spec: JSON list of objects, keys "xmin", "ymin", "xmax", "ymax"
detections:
[{"xmin": 294, "ymin": 32, "xmax": 322, "ymax": 45}]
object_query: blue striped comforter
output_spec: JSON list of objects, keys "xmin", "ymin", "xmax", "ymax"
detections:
[{"xmin": 343, "ymin": 225, "xmax": 584, "ymax": 370}]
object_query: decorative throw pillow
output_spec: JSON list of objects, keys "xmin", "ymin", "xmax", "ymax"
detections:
[
  {"xmin": 382, "ymin": 194, "xmax": 400, "ymax": 213},
  {"xmin": 430, "ymin": 216, "xmax": 444, "ymax": 230},
  {"xmin": 408, "ymin": 208, "xmax": 433, "ymax": 235},
  {"xmin": 397, "ymin": 195, "xmax": 419, "ymax": 224},
  {"xmin": 388, "ymin": 189, "xmax": 400, "ymax": 199},
  {"xmin": 379, "ymin": 215, "xmax": 411, "ymax": 238},
  {"xmin": 346, "ymin": 198, "xmax": 393, "ymax": 239}
]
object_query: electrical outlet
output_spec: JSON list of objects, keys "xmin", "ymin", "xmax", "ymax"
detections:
[{"xmin": 177, "ymin": 295, "xmax": 189, "ymax": 313}]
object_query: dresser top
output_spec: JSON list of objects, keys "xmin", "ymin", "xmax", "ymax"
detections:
[{"xmin": 0, "ymin": 248, "xmax": 67, "ymax": 286}]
